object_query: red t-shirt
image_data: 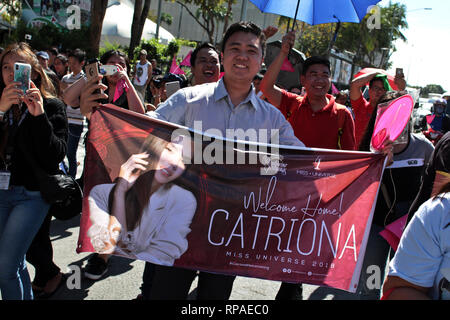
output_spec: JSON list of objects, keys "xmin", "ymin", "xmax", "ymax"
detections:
[
  {"xmin": 279, "ymin": 90, "xmax": 356, "ymax": 150},
  {"xmin": 351, "ymin": 95, "xmax": 375, "ymax": 148}
]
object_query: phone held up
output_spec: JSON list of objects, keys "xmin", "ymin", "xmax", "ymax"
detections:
[
  {"xmin": 395, "ymin": 67, "xmax": 404, "ymax": 78},
  {"xmin": 14, "ymin": 63, "xmax": 31, "ymax": 95},
  {"xmin": 165, "ymin": 81, "xmax": 180, "ymax": 98}
]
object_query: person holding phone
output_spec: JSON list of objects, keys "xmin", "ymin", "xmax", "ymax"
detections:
[
  {"xmin": 0, "ymin": 42, "xmax": 68, "ymax": 300},
  {"xmin": 69, "ymin": 50, "xmax": 145, "ymax": 121},
  {"xmin": 70, "ymin": 50, "xmax": 145, "ymax": 280}
]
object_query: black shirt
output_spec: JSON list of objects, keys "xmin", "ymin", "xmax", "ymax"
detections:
[{"xmin": 1, "ymin": 98, "xmax": 68, "ymax": 191}]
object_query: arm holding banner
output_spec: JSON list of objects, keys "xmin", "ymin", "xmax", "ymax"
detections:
[{"xmin": 147, "ymin": 89, "xmax": 187, "ymax": 125}]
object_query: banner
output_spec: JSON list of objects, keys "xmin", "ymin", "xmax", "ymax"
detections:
[
  {"xmin": 21, "ymin": 0, "xmax": 91, "ymax": 30},
  {"xmin": 77, "ymin": 104, "xmax": 386, "ymax": 292}
]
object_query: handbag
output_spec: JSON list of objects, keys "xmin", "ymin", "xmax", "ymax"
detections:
[{"xmin": 21, "ymin": 146, "xmax": 83, "ymax": 220}]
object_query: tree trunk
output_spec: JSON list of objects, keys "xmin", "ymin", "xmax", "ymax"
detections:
[
  {"xmin": 222, "ymin": 0, "xmax": 233, "ymax": 40},
  {"xmin": 129, "ymin": 0, "xmax": 152, "ymax": 60},
  {"xmin": 89, "ymin": 0, "xmax": 108, "ymax": 58}
]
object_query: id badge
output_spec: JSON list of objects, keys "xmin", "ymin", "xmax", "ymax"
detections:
[{"xmin": 0, "ymin": 171, "xmax": 11, "ymax": 190}]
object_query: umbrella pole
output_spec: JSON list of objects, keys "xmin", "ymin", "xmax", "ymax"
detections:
[{"xmin": 292, "ymin": 0, "xmax": 301, "ymax": 32}]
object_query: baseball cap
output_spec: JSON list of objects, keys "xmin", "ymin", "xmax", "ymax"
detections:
[
  {"xmin": 36, "ymin": 51, "xmax": 49, "ymax": 60},
  {"xmin": 139, "ymin": 49, "xmax": 147, "ymax": 56}
]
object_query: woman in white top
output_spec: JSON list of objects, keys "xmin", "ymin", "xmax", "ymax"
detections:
[{"xmin": 87, "ymin": 133, "xmax": 197, "ymax": 266}]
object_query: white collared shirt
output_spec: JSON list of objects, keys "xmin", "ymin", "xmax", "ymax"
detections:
[{"xmin": 147, "ymin": 78, "xmax": 304, "ymax": 147}]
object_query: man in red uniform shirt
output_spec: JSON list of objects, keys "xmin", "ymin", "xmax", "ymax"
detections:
[
  {"xmin": 350, "ymin": 69, "xmax": 406, "ymax": 147},
  {"xmin": 260, "ymin": 30, "xmax": 356, "ymax": 150}
]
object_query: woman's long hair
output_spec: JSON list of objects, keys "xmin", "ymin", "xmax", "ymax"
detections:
[
  {"xmin": 0, "ymin": 42, "xmax": 56, "ymax": 99},
  {"xmin": 100, "ymin": 50, "xmax": 131, "ymax": 80},
  {"xmin": 109, "ymin": 130, "xmax": 193, "ymax": 231}
]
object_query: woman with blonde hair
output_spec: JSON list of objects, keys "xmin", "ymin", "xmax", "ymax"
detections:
[{"xmin": 0, "ymin": 42, "xmax": 68, "ymax": 300}]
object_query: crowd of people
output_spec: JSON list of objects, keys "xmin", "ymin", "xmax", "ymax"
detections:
[{"xmin": 0, "ymin": 21, "xmax": 448, "ymax": 301}]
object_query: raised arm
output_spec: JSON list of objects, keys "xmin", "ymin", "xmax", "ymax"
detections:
[
  {"xmin": 260, "ymin": 30, "xmax": 296, "ymax": 108},
  {"xmin": 62, "ymin": 75, "xmax": 87, "ymax": 107},
  {"xmin": 349, "ymin": 69, "xmax": 385, "ymax": 101}
]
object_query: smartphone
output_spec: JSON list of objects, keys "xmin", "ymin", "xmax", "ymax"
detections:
[
  {"xmin": 165, "ymin": 81, "xmax": 180, "ymax": 98},
  {"xmin": 85, "ymin": 59, "xmax": 102, "ymax": 95},
  {"xmin": 85, "ymin": 60, "xmax": 100, "ymax": 81},
  {"xmin": 14, "ymin": 63, "xmax": 31, "ymax": 95},
  {"xmin": 99, "ymin": 65, "xmax": 118, "ymax": 76},
  {"xmin": 395, "ymin": 68, "xmax": 403, "ymax": 77}
]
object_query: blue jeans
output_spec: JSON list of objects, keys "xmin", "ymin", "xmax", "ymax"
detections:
[
  {"xmin": 0, "ymin": 186, "xmax": 50, "ymax": 300},
  {"xmin": 67, "ymin": 123, "xmax": 84, "ymax": 178}
]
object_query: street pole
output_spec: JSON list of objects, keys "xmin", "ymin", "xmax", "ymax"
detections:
[
  {"xmin": 177, "ymin": 4, "xmax": 183, "ymax": 38},
  {"xmin": 240, "ymin": 0, "xmax": 248, "ymax": 21},
  {"xmin": 155, "ymin": 0, "xmax": 163, "ymax": 40}
]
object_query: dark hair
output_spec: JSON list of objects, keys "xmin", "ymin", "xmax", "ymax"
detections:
[
  {"xmin": 190, "ymin": 42, "xmax": 220, "ymax": 67},
  {"xmin": 358, "ymin": 90, "xmax": 408, "ymax": 151},
  {"xmin": 369, "ymin": 77, "xmax": 384, "ymax": 88},
  {"xmin": 221, "ymin": 21, "xmax": 266, "ymax": 58},
  {"xmin": 48, "ymin": 47, "xmax": 58, "ymax": 56},
  {"xmin": 68, "ymin": 48, "xmax": 86, "ymax": 64},
  {"xmin": 301, "ymin": 56, "xmax": 331, "ymax": 75},
  {"xmin": 100, "ymin": 50, "xmax": 131, "ymax": 76}
]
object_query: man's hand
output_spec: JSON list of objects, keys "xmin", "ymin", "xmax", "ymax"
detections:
[
  {"xmin": 280, "ymin": 30, "xmax": 296, "ymax": 55},
  {"xmin": 263, "ymin": 26, "xmax": 278, "ymax": 39},
  {"xmin": 394, "ymin": 73, "xmax": 406, "ymax": 91},
  {"xmin": 79, "ymin": 75, "xmax": 108, "ymax": 119}
]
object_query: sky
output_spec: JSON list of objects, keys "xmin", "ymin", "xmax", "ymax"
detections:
[{"xmin": 379, "ymin": 0, "xmax": 450, "ymax": 92}]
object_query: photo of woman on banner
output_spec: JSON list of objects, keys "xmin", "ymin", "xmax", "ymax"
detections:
[{"xmin": 86, "ymin": 132, "xmax": 197, "ymax": 266}]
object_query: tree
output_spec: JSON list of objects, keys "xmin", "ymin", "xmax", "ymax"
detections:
[
  {"xmin": 171, "ymin": 0, "xmax": 235, "ymax": 44},
  {"xmin": 287, "ymin": 2, "xmax": 407, "ymax": 69},
  {"xmin": 88, "ymin": 0, "xmax": 108, "ymax": 57},
  {"xmin": 129, "ymin": 0, "xmax": 152, "ymax": 60},
  {"xmin": 421, "ymin": 84, "xmax": 445, "ymax": 98},
  {"xmin": 335, "ymin": 2, "xmax": 408, "ymax": 68}
]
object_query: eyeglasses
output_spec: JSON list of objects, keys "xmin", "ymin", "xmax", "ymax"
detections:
[{"xmin": 371, "ymin": 86, "xmax": 386, "ymax": 93}]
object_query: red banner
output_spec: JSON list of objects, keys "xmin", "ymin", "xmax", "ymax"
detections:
[{"xmin": 77, "ymin": 104, "xmax": 386, "ymax": 292}]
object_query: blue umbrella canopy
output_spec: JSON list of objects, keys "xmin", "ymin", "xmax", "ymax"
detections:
[{"xmin": 249, "ymin": 0, "xmax": 381, "ymax": 25}]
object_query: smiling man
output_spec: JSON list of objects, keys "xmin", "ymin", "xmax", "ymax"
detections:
[
  {"xmin": 190, "ymin": 42, "xmax": 221, "ymax": 85},
  {"xmin": 145, "ymin": 21, "xmax": 304, "ymax": 300},
  {"xmin": 260, "ymin": 30, "xmax": 356, "ymax": 151}
]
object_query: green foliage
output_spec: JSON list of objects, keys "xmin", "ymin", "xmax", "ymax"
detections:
[
  {"xmin": 99, "ymin": 41, "xmax": 129, "ymax": 60},
  {"xmin": 420, "ymin": 84, "xmax": 445, "ymax": 98},
  {"xmin": 9, "ymin": 20, "xmax": 90, "ymax": 52},
  {"xmin": 132, "ymin": 37, "xmax": 195, "ymax": 73},
  {"xmin": 288, "ymin": 2, "xmax": 407, "ymax": 69}
]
